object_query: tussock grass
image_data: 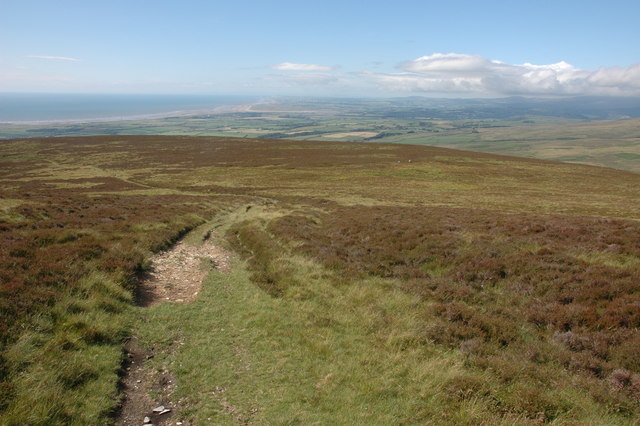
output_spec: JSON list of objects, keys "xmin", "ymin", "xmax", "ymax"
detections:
[
  {"xmin": 2, "ymin": 271, "xmax": 130, "ymax": 424},
  {"xmin": 134, "ymin": 212, "xmax": 637, "ymax": 424},
  {"xmin": 136, "ymin": 248, "xmax": 476, "ymax": 424},
  {"xmin": 268, "ymin": 205, "xmax": 640, "ymax": 421}
]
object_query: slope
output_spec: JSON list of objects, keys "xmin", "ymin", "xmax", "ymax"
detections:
[{"xmin": 0, "ymin": 135, "xmax": 639, "ymax": 424}]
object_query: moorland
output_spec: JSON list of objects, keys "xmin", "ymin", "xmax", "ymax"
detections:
[{"xmin": 1, "ymin": 134, "xmax": 640, "ymax": 424}]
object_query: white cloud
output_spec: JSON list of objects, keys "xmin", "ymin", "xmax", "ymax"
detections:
[
  {"xmin": 267, "ymin": 73, "xmax": 339, "ymax": 86},
  {"xmin": 401, "ymin": 53, "xmax": 499, "ymax": 75},
  {"xmin": 364, "ymin": 53, "xmax": 640, "ymax": 96},
  {"xmin": 272, "ymin": 62, "xmax": 333, "ymax": 72},
  {"xmin": 26, "ymin": 55, "xmax": 82, "ymax": 62}
]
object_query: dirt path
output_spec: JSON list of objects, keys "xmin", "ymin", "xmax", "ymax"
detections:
[
  {"xmin": 118, "ymin": 232, "xmax": 231, "ymax": 426},
  {"xmin": 137, "ymin": 237, "xmax": 231, "ymax": 307}
]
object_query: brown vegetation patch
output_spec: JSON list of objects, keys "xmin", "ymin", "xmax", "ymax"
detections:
[
  {"xmin": 3, "ymin": 135, "xmax": 512, "ymax": 172},
  {"xmin": 43, "ymin": 177, "xmax": 149, "ymax": 191}
]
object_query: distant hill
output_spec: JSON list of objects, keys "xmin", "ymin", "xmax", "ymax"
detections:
[
  {"xmin": 260, "ymin": 95, "xmax": 640, "ymax": 120},
  {"xmin": 384, "ymin": 95, "xmax": 640, "ymax": 120}
]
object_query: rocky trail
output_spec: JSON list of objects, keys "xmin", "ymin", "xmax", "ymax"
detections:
[
  {"xmin": 137, "ymin": 236, "xmax": 231, "ymax": 307},
  {"xmin": 117, "ymin": 231, "xmax": 231, "ymax": 426}
]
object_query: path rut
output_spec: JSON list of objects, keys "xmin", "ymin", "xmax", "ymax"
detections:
[{"xmin": 117, "ymin": 232, "xmax": 231, "ymax": 425}]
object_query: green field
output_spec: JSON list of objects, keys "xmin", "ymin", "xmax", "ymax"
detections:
[{"xmin": 1, "ymin": 135, "xmax": 640, "ymax": 424}]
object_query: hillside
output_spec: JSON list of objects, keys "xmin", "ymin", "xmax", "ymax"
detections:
[
  {"xmin": 386, "ymin": 117, "xmax": 640, "ymax": 174},
  {"xmin": 1, "ymin": 135, "xmax": 640, "ymax": 424}
]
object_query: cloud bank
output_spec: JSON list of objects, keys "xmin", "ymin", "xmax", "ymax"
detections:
[
  {"xmin": 272, "ymin": 62, "xmax": 333, "ymax": 72},
  {"xmin": 364, "ymin": 53, "xmax": 640, "ymax": 96},
  {"xmin": 26, "ymin": 55, "xmax": 82, "ymax": 62}
]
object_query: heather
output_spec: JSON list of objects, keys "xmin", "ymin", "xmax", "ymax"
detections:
[{"xmin": 1, "ymin": 135, "xmax": 639, "ymax": 423}]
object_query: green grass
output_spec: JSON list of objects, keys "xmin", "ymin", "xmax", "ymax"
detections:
[
  {"xmin": 133, "ymin": 215, "xmax": 637, "ymax": 424},
  {"xmin": 1, "ymin": 272, "xmax": 132, "ymax": 424},
  {"xmin": 134, "ymin": 225, "xmax": 497, "ymax": 424},
  {"xmin": 615, "ymin": 152, "xmax": 640, "ymax": 160}
]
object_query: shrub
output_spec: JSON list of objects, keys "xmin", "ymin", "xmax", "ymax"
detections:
[{"xmin": 443, "ymin": 374, "xmax": 487, "ymax": 401}]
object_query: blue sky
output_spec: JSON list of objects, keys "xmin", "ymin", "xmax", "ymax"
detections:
[{"xmin": 1, "ymin": 0, "xmax": 639, "ymax": 96}]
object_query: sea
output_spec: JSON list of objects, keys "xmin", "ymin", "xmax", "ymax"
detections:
[{"xmin": 0, "ymin": 93, "xmax": 261, "ymax": 124}]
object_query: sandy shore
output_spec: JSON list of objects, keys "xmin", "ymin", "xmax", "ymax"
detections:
[{"xmin": 0, "ymin": 101, "xmax": 262, "ymax": 126}]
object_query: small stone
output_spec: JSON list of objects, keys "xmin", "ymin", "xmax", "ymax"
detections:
[
  {"xmin": 152, "ymin": 405, "xmax": 165, "ymax": 412},
  {"xmin": 144, "ymin": 416, "xmax": 151, "ymax": 423},
  {"xmin": 136, "ymin": 379, "xmax": 142, "ymax": 383},
  {"xmin": 159, "ymin": 408, "xmax": 172, "ymax": 415}
]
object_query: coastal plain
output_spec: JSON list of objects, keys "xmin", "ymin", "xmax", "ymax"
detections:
[{"xmin": 2, "ymin": 97, "xmax": 639, "ymax": 174}]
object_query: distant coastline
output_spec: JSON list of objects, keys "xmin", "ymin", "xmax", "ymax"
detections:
[
  {"xmin": 0, "ymin": 93, "xmax": 263, "ymax": 125},
  {"xmin": 0, "ymin": 102, "xmax": 257, "ymax": 126}
]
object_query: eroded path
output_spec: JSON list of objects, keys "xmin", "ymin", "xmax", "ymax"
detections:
[
  {"xmin": 137, "ymin": 237, "xmax": 231, "ymax": 307},
  {"xmin": 118, "ymin": 230, "xmax": 232, "ymax": 426}
]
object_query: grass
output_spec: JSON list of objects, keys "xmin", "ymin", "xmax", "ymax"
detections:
[
  {"xmin": 134, "ymin": 214, "xmax": 638, "ymax": 424},
  {"xmin": 135, "ymin": 225, "xmax": 502, "ymax": 424},
  {"xmin": 1, "ymin": 135, "xmax": 639, "ymax": 423}
]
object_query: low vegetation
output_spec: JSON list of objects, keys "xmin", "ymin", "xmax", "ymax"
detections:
[
  {"xmin": 2, "ymin": 97, "xmax": 640, "ymax": 173},
  {"xmin": 269, "ymin": 206, "xmax": 640, "ymax": 420},
  {"xmin": 1, "ymin": 135, "xmax": 639, "ymax": 423}
]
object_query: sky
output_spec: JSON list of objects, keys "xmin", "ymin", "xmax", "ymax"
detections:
[{"xmin": 1, "ymin": 0, "xmax": 639, "ymax": 97}]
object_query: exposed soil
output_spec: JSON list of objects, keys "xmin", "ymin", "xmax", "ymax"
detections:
[
  {"xmin": 136, "ymin": 237, "xmax": 231, "ymax": 307},
  {"xmin": 118, "ymin": 338, "xmax": 179, "ymax": 426},
  {"xmin": 118, "ymin": 232, "xmax": 231, "ymax": 425}
]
